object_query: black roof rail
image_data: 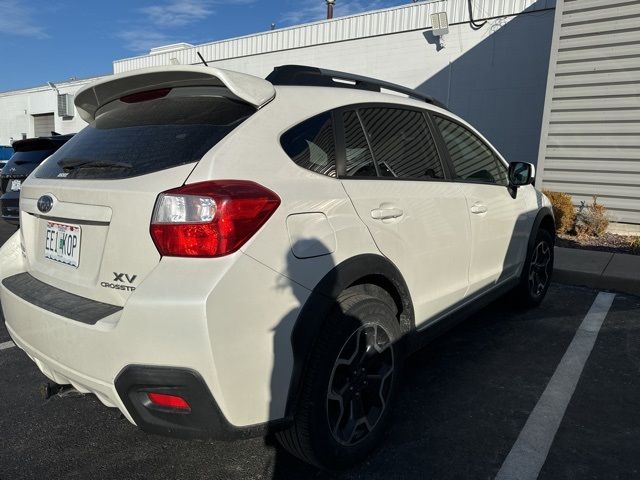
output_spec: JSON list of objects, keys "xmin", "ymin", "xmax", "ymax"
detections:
[{"xmin": 266, "ymin": 65, "xmax": 448, "ymax": 111}]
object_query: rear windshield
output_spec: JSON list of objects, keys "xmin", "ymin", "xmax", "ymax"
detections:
[
  {"xmin": 8, "ymin": 150, "xmax": 53, "ymax": 165},
  {"xmin": 36, "ymin": 91, "xmax": 255, "ymax": 180}
]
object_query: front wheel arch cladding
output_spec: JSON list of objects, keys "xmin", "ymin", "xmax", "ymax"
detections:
[
  {"xmin": 528, "ymin": 207, "xmax": 555, "ymax": 254},
  {"xmin": 285, "ymin": 254, "xmax": 414, "ymax": 418}
]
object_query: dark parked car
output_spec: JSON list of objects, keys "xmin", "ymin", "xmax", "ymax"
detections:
[{"xmin": 0, "ymin": 134, "xmax": 74, "ymax": 225}]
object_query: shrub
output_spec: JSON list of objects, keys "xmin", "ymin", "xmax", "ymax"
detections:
[
  {"xmin": 630, "ymin": 237, "xmax": 640, "ymax": 255},
  {"xmin": 575, "ymin": 196, "xmax": 609, "ymax": 237},
  {"xmin": 542, "ymin": 190, "xmax": 576, "ymax": 234}
]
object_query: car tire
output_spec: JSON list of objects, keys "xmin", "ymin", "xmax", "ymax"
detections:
[
  {"xmin": 515, "ymin": 228, "xmax": 554, "ymax": 308},
  {"xmin": 276, "ymin": 292, "xmax": 403, "ymax": 469}
]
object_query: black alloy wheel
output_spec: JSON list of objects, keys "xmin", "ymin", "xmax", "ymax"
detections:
[
  {"xmin": 326, "ymin": 323, "xmax": 395, "ymax": 446},
  {"xmin": 528, "ymin": 239, "xmax": 552, "ymax": 298},
  {"xmin": 277, "ymin": 292, "xmax": 403, "ymax": 469}
]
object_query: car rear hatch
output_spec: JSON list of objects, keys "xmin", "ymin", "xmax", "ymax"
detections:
[{"xmin": 19, "ymin": 66, "xmax": 275, "ymax": 307}]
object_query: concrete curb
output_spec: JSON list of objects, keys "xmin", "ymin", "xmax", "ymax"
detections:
[{"xmin": 554, "ymin": 247, "xmax": 640, "ymax": 296}]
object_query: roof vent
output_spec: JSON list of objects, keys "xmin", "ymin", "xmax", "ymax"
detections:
[
  {"xmin": 149, "ymin": 43, "xmax": 194, "ymax": 55},
  {"xmin": 57, "ymin": 93, "xmax": 74, "ymax": 117}
]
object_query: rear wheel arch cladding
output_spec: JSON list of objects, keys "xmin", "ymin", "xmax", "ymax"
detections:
[{"xmin": 285, "ymin": 253, "xmax": 414, "ymax": 417}]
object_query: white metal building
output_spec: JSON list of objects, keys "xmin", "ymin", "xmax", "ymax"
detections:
[
  {"xmin": 0, "ymin": 77, "xmax": 103, "ymax": 144},
  {"xmin": 538, "ymin": 0, "xmax": 640, "ymax": 228},
  {"xmin": 1, "ymin": 0, "xmax": 556, "ymax": 168}
]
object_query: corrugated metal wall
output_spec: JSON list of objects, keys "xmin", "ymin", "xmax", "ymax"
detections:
[
  {"xmin": 113, "ymin": 0, "xmax": 556, "ymax": 74},
  {"xmin": 538, "ymin": 0, "xmax": 640, "ymax": 225}
]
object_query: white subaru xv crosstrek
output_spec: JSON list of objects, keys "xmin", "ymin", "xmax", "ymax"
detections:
[{"xmin": 0, "ymin": 65, "xmax": 554, "ymax": 469}]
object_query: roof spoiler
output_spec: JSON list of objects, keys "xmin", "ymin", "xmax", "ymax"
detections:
[
  {"xmin": 74, "ymin": 66, "xmax": 276, "ymax": 122},
  {"xmin": 11, "ymin": 134, "xmax": 75, "ymax": 152}
]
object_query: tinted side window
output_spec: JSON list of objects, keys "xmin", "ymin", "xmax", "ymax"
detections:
[
  {"xmin": 358, "ymin": 108, "xmax": 444, "ymax": 180},
  {"xmin": 343, "ymin": 111, "xmax": 376, "ymax": 177},
  {"xmin": 434, "ymin": 116, "xmax": 508, "ymax": 185},
  {"xmin": 281, "ymin": 112, "xmax": 336, "ymax": 177}
]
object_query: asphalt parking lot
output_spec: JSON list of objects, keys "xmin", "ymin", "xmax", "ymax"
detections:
[{"xmin": 1, "ymin": 220, "xmax": 639, "ymax": 480}]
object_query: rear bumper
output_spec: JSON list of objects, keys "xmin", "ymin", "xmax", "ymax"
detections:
[
  {"xmin": 3, "ymin": 272, "xmax": 122, "ymax": 324},
  {"xmin": 6, "ymin": 321, "xmax": 134, "ymax": 420},
  {"xmin": 7, "ymin": 323, "xmax": 279, "ymax": 439},
  {"xmin": 0, "ymin": 238, "xmax": 308, "ymax": 438}
]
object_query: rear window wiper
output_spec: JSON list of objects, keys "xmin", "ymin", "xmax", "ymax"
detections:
[{"xmin": 58, "ymin": 158, "xmax": 133, "ymax": 170}]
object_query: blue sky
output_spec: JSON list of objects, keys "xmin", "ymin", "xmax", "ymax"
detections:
[{"xmin": 0, "ymin": 0, "xmax": 408, "ymax": 92}]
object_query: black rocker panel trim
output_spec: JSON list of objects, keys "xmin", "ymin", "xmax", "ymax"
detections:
[{"xmin": 2, "ymin": 272, "xmax": 121, "ymax": 324}]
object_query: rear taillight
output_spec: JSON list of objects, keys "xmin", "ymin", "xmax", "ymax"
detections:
[{"xmin": 150, "ymin": 180, "xmax": 280, "ymax": 257}]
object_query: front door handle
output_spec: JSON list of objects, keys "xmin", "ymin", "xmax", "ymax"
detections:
[
  {"xmin": 371, "ymin": 207, "xmax": 404, "ymax": 220},
  {"xmin": 470, "ymin": 203, "xmax": 488, "ymax": 215}
]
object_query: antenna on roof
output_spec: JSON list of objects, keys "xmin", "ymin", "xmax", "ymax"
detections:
[{"xmin": 196, "ymin": 52, "xmax": 209, "ymax": 67}]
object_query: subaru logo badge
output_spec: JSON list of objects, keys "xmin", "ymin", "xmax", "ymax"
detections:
[{"xmin": 37, "ymin": 195, "xmax": 54, "ymax": 213}]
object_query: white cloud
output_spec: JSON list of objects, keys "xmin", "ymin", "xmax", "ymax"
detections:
[
  {"xmin": 280, "ymin": 0, "xmax": 392, "ymax": 26},
  {"xmin": 0, "ymin": 0, "xmax": 48, "ymax": 39},
  {"xmin": 140, "ymin": 0, "xmax": 216, "ymax": 28},
  {"xmin": 140, "ymin": 0, "xmax": 257, "ymax": 28},
  {"xmin": 116, "ymin": 29, "xmax": 176, "ymax": 53},
  {"xmin": 118, "ymin": 0, "xmax": 256, "ymax": 52}
]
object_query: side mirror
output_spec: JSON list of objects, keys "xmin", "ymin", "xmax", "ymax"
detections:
[{"xmin": 508, "ymin": 162, "xmax": 535, "ymax": 187}]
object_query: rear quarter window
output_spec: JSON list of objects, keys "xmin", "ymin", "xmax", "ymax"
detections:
[
  {"xmin": 36, "ymin": 91, "xmax": 255, "ymax": 180},
  {"xmin": 280, "ymin": 112, "xmax": 336, "ymax": 177}
]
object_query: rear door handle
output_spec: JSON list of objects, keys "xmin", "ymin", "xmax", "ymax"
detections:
[
  {"xmin": 371, "ymin": 207, "xmax": 404, "ymax": 220},
  {"xmin": 470, "ymin": 203, "xmax": 488, "ymax": 215}
]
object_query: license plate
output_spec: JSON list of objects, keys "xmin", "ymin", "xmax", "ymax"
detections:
[
  {"xmin": 44, "ymin": 221, "xmax": 81, "ymax": 268},
  {"xmin": 10, "ymin": 179, "xmax": 21, "ymax": 191}
]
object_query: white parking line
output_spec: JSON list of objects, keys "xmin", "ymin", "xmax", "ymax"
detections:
[
  {"xmin": 0, "ymin": 340, "xmax": 15, "ymax": 351},
  {"xmin": 495, "ymin": 291, "xmax": 616, "ymax": 480}
]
